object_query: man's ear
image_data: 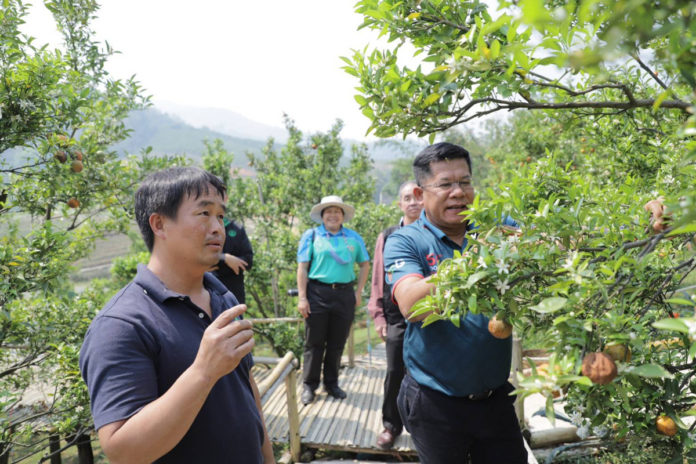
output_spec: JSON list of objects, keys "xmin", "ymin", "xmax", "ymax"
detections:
[
  {"xmin": 414, "ymin": 186, "xmax": 425, "ymax": 201},
  {"xmin": 149, "ymin": 213, "xmax": 167, "ymax": 241}
]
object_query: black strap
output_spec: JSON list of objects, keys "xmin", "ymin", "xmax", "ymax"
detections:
[{"xmin": 307, "ymin": 228, "xmax": 316, "ymax": 273}]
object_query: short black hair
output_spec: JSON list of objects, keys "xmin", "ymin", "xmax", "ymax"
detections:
[
  {"xmin": 413, "ymin": 142, "xmax": 472, "ymax": 186},
  {"xmin": 135, "ymin": 166, "xmax": 227, "ymax": 252}
]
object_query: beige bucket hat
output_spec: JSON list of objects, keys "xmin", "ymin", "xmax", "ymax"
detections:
[{"xmin": 309, "ymin": 195, "xmax": 355, "ymax": 223}]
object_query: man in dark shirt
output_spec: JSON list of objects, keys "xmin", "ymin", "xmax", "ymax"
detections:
[
  {"xmin": 384, "ymin": 143, "xmax": 526, "ymax": 464},
  {"xmin": 79, "ymin": 167, "xmax": 274, "ymax": 463},
  {"xmin": 214, "ymin": 217, "xmax": 253, "ymax": 304}
]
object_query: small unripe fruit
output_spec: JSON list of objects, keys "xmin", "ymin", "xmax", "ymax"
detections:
[
  {"xmin": 603, "ymin": 344, "xmax": 631, "ymax": 362},
  {"xmin": 73, "ymin": 150, "xmax": 83, "ymax": 161},
  {"xmin": 67, "ymin": 197, "xmax": 80, "ymax": 208},
  {"xmin": 656, "ymin": 415, "xmax": 677, "ymax": 436},
  {"xmin": 311, "ymin": 143, "xmax": 318, "ymax": 149},
  {"xmin": 582, "ymin": 352, "xmax": 617, "ymax": 385},
  {"xmin": 488, "ymin": 314, "xmax": 512, "ymax": 339},
  {"xmin": 54, "ymin": 151, "xmax": 67, "ymax": 163},
  {"xmin": 71, "ymin": 160, "xmax": 83, "ymax": 173}
]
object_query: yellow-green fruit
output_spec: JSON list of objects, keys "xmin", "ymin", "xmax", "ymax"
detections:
[
  {"xmin": 603, "ymin": 344, "xmax": 631, "ymax": 362},
  {"xmin": 656, "ymin": 415, "xmax": 677, "ymax": 436}
]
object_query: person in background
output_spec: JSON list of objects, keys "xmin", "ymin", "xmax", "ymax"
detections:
[
  {"xmin": 368, "ymin": 180, "xmax": 423, "ymax": 449},
  {"xmin": 80, "ymin": 167, "xmax": 274, "ymax": 463},
  {"xmin": 296, "ymin": 195, "xmax": 370, "ymax": 405},
  {"xmin": 383, "ymin": 143, "xmax": 526, "ymax": 464},
  {"xmin": 214, "ymin": 215, "xmax": 253, "ymax": 304}
]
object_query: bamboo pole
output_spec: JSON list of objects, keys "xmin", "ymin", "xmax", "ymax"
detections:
[
  {"xmin": 285, "ymin": 368, "xmax": 301, "ymax": 463},
  {"xmin": 257, "ymin": 352, "xmax": 297, "ymax": 397}
]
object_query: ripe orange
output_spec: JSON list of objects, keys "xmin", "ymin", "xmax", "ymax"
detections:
[
  {"xmin": 54, "ymin": 151, "xmax": 67, "ymax": 163},
  {"xmin": 581, "ymin": 352, "xmax": 617, "ymax": 385},
  {"xmin": 488, "ymin": 314, "xmax": 512, "ymax": 339},
  {"xmin": 656, "ymin": 415, "xmax": 677, "ymax": 436},
  {"xmin": 71, "ymin": 160, "xmax": 83, "ymax": 173}
]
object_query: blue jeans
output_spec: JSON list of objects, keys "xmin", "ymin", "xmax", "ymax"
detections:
[{"xmin": 397, "ymin": 374, "xmax": 527, "ymax": 464}]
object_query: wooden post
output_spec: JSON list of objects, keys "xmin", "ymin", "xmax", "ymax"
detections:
[
  {"xmin": 347, "ymin": 324, "xmax": 355, "ymax": 368},
  {"xmin": 48, "ymin": 434, "xmax": 62, "ymax": 464},
  {"xmin": 285, "ymin": 367, "xmax": 301, "ymax": 463},
  {"xmin": 511, "ymin": 336, "xmax": 525, "ymax": 428},
  {"xmin": 76, "ymin": 433, "xmax": 93, "ymax": 464}
]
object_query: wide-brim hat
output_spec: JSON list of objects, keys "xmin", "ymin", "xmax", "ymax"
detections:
[{"xmin": 310, "ymin": 195, "xmax": 355, "ymax": 224}]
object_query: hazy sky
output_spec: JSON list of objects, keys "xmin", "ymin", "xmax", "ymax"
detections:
[{"xmin": 23, "ymin": 1, "xmax": 385, "ymax": 140}]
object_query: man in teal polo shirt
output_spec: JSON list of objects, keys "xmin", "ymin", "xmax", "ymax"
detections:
[
  {"xmin": 297, "ymin": 196, "xmax": 370, "ymax": 404},
  {"xmin": 383, "ymin": 143, "xmax": 527, "ymax": 463}
]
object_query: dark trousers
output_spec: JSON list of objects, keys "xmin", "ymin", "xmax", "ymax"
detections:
[
  {"xmin": 397, "ymin": 374, "xmax": 528, "ymax": 464},
  {"xmin": 303, "ymin": 282, "xmax": 355, "ymax": 390},
  {"xmin": 383, "ymin": 320, "xmax": 406, "ymax": 434}
]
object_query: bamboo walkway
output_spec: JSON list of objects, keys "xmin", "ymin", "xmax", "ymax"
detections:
[
  {"xmin": 253, "ymin": 345, "xmax": 538, "ymax": 463},
  {"xmin": 253, "ymin": 345, "xmax": 417, "ymax": 457}
]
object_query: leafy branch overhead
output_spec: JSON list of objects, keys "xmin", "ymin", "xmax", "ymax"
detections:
[{"xmin": 344, "ymin": 0, "xmax": 695, "ymax": 138}]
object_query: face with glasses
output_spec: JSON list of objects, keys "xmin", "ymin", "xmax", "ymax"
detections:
[{"xmin": 416, "ymin": 158, "xmax": 475, "ymax": 232}]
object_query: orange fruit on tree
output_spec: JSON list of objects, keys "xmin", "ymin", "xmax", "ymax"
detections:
[
  {"xmin": 581, "ymin": 352, "xmax": 617, "ymax": 385},
  {"xmin": 656, "ymin": 415, "xmax": 677, "ymax": 436},
  {"xmin": 54, "ymin": 150, "xmax": 67, "ymax": 163},
  {"xmin": 67, "ymin": 197, "xmax": 80, "ymax": 208},
  {"xmin": 71, "ymin": 160, "xmax": 83, "ymax": 173},
  {"xmin": 488, "ymin": 314, "xmax": 512, "ymax": 339}
]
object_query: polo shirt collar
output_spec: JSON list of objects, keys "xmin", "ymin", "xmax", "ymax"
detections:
[
  {"xmin": 134, "ymin": 264, "xmax": 229, "ymax": 303},
  {"xmin": 316, "ymin": 223, "xmax": 344, "ymax": 236},
  {"xmin": 418, "ymin": 209, "xmax": 475, "ymax": 249}
]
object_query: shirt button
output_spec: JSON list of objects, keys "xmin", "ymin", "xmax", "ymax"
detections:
[
  {"xmin": 198, "ymin": 313, "xmax": 205, "ymax": 319},
  {"xmin": 143, "ymin": 289, "xmax": 148, "ymax": 295}
]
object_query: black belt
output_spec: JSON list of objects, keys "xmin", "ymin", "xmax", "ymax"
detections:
[
  {"xmin": 466, "ymin": 389, "xmax": 494, "ymax": 401},
  {"xmin": 405, "ymin": 371, "xmax": 496, "ymax": 401},
  {"xmin": 309, "ymin": 279, "xmax": 353, "ymax": 289}
]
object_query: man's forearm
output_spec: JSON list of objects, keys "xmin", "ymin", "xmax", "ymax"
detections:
[
  {"xmin": 98, "ymin": 364, "xmax": 216, "ymax": 464},
  {"xmin": 394, "ymin": 275, "xmax": 437, "ymax": 321}
]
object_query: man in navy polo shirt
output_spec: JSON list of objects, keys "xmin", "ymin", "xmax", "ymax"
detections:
[
  {"xmin": 383, "ymin": 143, "xmax": 527, "ymax": 464},
  {"xmin": 79, "ymin": 167, "xmax": 274, "ymax": 463}
]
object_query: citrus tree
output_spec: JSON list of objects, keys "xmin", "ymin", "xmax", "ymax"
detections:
[
  {"xmin": 346, "ymin": 0, "xmax": 696, "ymax": 456},
  {"xmin": 203, "ymin": 118, "xmax": 400, "ymax": 357},
  {"xmin": 0, "ymin": 1, "xmax": 181, "ymax": 460}
]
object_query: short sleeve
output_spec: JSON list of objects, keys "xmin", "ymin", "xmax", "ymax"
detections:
[
  {"xmin": 296, "ymin": 229, "xmax": 314, "ymax": 263},
  {"xmin": 354, "ymin": 233, "xmax": 370, "ymax": 263},
  {"xmin": 79, "ymin": 316, "xmax": 159, "ymax": 430},
  {"xmin": 383, "ymin": 232, "xmax": 425, "ymax": 287}
]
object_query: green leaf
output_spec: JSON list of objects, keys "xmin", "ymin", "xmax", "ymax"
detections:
[
  {"xmin": 423, "ymin": 93, "xmax": 441, "ymax": 106},
  {"xmin": 653, "ymin": 318, "xmax": 689, "ymax": 334},
  {"xmin": 627, "ymin": 364, "xmax": 674, "ymax": 379},
  {"xmin": 667, "ymin": 223, "xmax": 696, "ymax": 236},
  {"xmin": 665, "ymin": 298, "xmax": 695, "ymax": 306},
  {"xmin": 529, "ymin": 297, "xmax": 567, "ymax": 314},
  {"xmin": 466, "ymin": 271, "xmax": 489, "ymax": 288}
]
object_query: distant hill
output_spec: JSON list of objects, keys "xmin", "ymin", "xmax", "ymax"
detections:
[
  {"xmin": 155, "ymin": 101, "xmax": 288, "ymax": 143},
  {"xmin": 111, "ymin": 108, "xmax": 269, "ymax": 166}
]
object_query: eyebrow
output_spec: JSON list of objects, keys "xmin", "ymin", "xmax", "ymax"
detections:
[{"xmin": 197, "ymin": 200, "xmax": 227, "ymax": 213}]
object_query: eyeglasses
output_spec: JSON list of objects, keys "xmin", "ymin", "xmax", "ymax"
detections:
[{"xmin": 420, "ymin": 179, "xmax": 474, "ymax": 192}]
